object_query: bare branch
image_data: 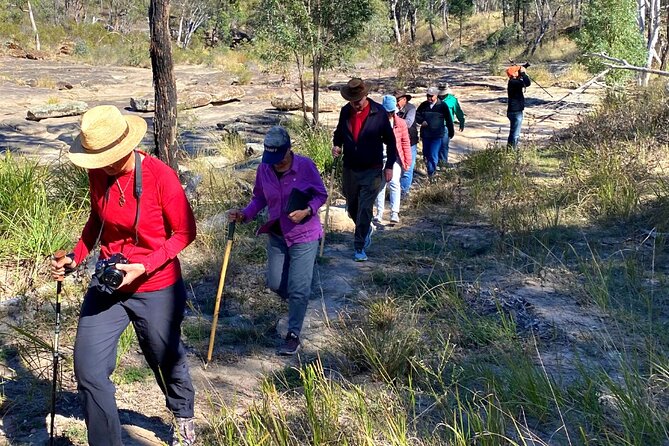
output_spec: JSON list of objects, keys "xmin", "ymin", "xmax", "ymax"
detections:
[{"xmin": 585, "ymin": 52, "xmax": 669, "ymax": 77}]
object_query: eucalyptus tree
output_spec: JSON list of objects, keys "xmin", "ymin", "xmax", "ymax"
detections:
[
  {"xmin": 576, "ymin": 0, "xmax": 647, "ymax": 82},
  {"xmin": 255, "ymin": 0, "xmax": 373, "ymax": 125}
]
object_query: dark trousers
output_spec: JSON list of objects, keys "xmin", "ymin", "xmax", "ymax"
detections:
[
  {"xmin": 342, "ymin": 167, "xmax": 383, "ymax": 251},
  {"xmin": 267, "ymin": 234, "xmax": 319, "ymax": 336},
  {"xmin": 73, "ymin": 279, "xmax": 195, "ymax": 446}
]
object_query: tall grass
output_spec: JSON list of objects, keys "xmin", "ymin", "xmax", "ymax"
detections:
[{"xmin": 0, "ymin": 155, "xmax": 88, "ymax": 285}]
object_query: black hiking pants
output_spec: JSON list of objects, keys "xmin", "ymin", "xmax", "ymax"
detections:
[{"xmin": 73, "ymin": 279, "xmax": 195, "ymax": 446}]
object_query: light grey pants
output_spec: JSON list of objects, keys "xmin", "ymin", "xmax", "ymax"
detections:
[{"xmin": 267, "ymin": 234, "xmax": 319, "ymax": 336}]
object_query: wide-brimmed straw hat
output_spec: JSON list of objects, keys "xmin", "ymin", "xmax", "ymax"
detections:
[
  {"xmin": 393, "ymin": 89, "xmax": 412, "ymax": 101},
  {"xmin": 68, "ymin": 105, "xmax": 147, "ymax": 169},
  {"xmin": 341, "ymin": 78, "xmax": 371, "ymax": 102}
]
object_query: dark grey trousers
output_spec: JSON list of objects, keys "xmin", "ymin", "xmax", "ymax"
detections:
[
  {"xmin": 73, "ymin": 279, "xmax": 195, "ymax": 446},
  {"xmin": 342, "ymin": 167, "xmax": 383, "ymax": 250},
  {"xmin": 267, "ymin": 234, "xmax": 319, "ymax": 336}
]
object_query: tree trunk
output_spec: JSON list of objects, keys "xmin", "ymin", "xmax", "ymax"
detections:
[
  {"xmin": 641, "ymin": 0, "xmax": 661, "ymax": 85},
  {"xmin": 391, "ymin": 0, "xmax": 401, "ymax": 43},
  {"xmin": 295, "ymin": 52, "xmax": 308, "ymax": 123},
  {"xmin": 459, "ymin": 13, "xmax": 463, "ymax": 47},
  {"xmin": 27, "ymin": 1, "xmax": 40, "ymax": 51},
  {"xmin": 661, "ymin": 7, "xmax": 669, "ymax": 70},
  {"xmin": 149, "ymin": 0, "xmax": 179, "ymax": 171},
  {"xmin": 429, "ymin": 20, "xmax": 436, "ymax": 43},
  {"xmin": 312, "ymin": 59, "xmax": 321, "ymax": 125},
  {"xmin": 177, "ymin": 14, "xmax": 184, "ymax": 47},
  {"xmin": 410, "ymin": 7, "xmax": 417, "ymax": 41}
]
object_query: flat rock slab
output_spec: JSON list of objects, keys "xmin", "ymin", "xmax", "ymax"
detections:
[
  {"xmin": 271, "ymin": 92, "xmax": 341, "ymax": 112},
  {"xmin": 130, "ymin": 86, "xmax": 246, "ymax": 112},
  {"xmin": 26, "ymin": 101, "xmax": 89, "ymax": 121}
]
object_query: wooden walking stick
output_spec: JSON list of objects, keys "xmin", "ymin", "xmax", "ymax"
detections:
[
  {"xmin": 206, "ymin": 221, "xmax": 236, "ymax": 365},
  {"xmin": 319, "ymin": 158, "xmax": 339, "ymax": 258}
]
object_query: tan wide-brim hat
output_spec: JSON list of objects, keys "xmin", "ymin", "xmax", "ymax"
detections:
[
  {"xmin": 341, "ymin": 78, "xmax": 371, "ymax": 102},
  {"xmin": 68, "ymin": 105, "xmax": 147, "ymax": 169}
]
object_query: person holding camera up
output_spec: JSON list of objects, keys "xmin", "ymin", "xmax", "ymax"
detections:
[
  {"xmin": 50, "ymin": 105, "xmax": 197, "ymax": 446},
  {"xmin": 228, "ymin": 126, "xmax": 327, "ymax": 355},
  {"xmin": 506, "ymin": 64, "xmax": 531, "ymax": 149}
]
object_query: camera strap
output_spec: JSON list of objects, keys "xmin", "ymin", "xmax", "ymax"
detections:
[
  {"xmin": 95, "ymin": 151, "xmax": 144, "ymax": 249},
  {"xmin": 132, "ymin": 151, "xmax": 143, "ymax": 243}
]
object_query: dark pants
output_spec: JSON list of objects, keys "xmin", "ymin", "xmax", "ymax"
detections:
[
  {"xmin": 342, "ymin": 167, "xmax": 383, "ymax": 251},
  {"xmin": 267, "ymin": 234, "xmax": 319, "ymax": 336},
  {"xmin": 507, "ymin": 111, "xmax": 524, "ymax": 148},
  {"xmin": 73, "ymin": 279, "xmax": 195, "ymax": 446}
]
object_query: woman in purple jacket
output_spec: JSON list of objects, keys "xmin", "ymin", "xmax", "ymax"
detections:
[{"xmin": 228, "ymin": 126, "xmax": 327, "ymax": 355}]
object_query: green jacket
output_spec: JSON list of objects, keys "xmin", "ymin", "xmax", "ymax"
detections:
[{"xmin": 443, "ymin": 94, "xmax": 465, "ymax": 130}]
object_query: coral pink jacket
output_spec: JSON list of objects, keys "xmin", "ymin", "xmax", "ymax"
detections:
[{"xmin": 392, "ymin": 116, "xmax": 412, "ymax": 171}]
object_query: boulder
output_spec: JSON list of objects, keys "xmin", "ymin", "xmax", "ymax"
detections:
[
  {"xmin": 319, "ymin": 205, "xmax": 355, "ymax": 233},
  {"xmin": 56, "ymin": 81, "xmax": 74, "ymax": 90},
  {"xmin": 180, "ymin": 91, "xmax": 213, "ymax": 110},
  {"xmin": 271, "ymin": 93, "xmax": 341, "ymax": 112},
  {"xmin": 130, "ymin": 97, "xmax": 154, "ymax": 112},
  {"xmin": 26, "ymin": 101, "xmax": 88, "ymax": 121},
  {"xmin": 210, "ymin": 86, "xmax": 246, "ymax": 103}
]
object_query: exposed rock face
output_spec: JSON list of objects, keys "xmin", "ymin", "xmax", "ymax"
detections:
[
  {"xmin": 271, "ymin": 93, "xmax": 341, "ymax": 112},
  {"xmin": 129, "ymin": 86, "xmax": 246, "ymax": 112},
  {"xmin": 319, "ymin": 204, "xmax": 355, "ymax": 233},
  {"xmin": 26, "ymin": 101, "xmax": 88, "ymax": 121}
]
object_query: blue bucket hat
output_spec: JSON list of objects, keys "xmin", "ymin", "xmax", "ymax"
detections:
[
  {"xmin": 262, "ymin": 126, "xmax": 291, "ymax": 164},
  {"xmin": 382, "ymin": 95, "xmax": 398, "ymax": 113}
]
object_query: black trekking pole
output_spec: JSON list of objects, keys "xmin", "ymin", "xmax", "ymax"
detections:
[
  {"xmin": 509, "ymin": 60, "xmax": 554, "ymax": 98},
  {"xmin": 50, "ymin": 250, "xmax": 66, "ymax": 446}
]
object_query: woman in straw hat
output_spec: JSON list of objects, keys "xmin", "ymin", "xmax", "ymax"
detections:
[{"xmin": 51, "ymin": 105, "xmax": 197, "ymax": 446}]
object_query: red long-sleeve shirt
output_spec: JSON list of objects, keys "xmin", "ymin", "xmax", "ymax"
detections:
[{"xmin": 73, "ymin": 153, "xmax": 196, "ymax": 293}]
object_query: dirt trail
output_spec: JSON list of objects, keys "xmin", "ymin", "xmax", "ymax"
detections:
[{"xmin": 0, "ymin": 55, "xmax": 606, "ymax": 444}]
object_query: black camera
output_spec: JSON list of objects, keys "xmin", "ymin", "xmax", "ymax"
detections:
[{"xmin": 93, "ymin": 253, "xmax": 128, "ymax": 293}]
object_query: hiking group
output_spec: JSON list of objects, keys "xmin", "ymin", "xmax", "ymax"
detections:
[{"xmin": 49, "ymin": 65, "xmax": 532, "ymax": 446}]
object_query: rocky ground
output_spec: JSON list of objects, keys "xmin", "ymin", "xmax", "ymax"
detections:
[{"xmin": 0, "ymin": 53, "xmax": 605, "ymax": 445}]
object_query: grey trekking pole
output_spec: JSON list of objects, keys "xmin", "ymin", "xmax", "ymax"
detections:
[{"xmin": 50, "ymin": 250, "xmax": 67, "ymax": 446}]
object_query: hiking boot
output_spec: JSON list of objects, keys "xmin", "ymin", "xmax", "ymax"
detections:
[
  {"xmin": 277, "ymin": 331, "xmax": 300, "ymax": 356},
  {"xmin": 353, "ymin": 249, "xmax": 368, "ymax": 262},
  {"xmin": 390, "ymin": 212, "xmax": 400, "ymax": 223},
  {"xmin": 172, "ymin": 417, "xmax": 196, "ymax": 446},
  {"xmin": 363, "ymin": 224, "xmax": 376, "ymax": 250}
]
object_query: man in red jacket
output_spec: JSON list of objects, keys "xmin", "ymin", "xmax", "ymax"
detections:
[
  {"xmin": 332, "ymin": 78, "xmax": 397, "ymax": 262},
  {"xmin": 51, "ymin": 105, "xmax": 197, "ymax": 446}
]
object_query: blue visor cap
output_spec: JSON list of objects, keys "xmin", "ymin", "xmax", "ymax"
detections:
[{"xmin": 262, "ymin": 126, "xmax": 291, "ymax": 164}]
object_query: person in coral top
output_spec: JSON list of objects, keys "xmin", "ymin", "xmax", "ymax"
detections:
[
  {"xmin": 50, "ymin": 105, "xmax": 197, "ymax": 446},
  {"xmin": 374, "ymin": 95, "xmax": 412, "ymax": 224}
]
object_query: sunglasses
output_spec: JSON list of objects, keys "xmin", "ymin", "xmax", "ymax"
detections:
[{"xmin": 427, "ymin": 94, "xmax": 436, "ymax": 98}]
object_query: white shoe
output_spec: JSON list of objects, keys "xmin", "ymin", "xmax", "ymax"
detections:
[{"xmin": 390, "ymin": 212, "xmax": 399, "ymax": 223}]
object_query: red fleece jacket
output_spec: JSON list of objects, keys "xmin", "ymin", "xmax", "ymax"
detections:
[{"xmin": 73, "ymin": 153, "xmax": 196, "ymax": 293}]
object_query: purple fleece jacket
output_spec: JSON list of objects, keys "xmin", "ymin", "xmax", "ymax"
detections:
[{"xmin": 242, "ymin": 153, "xmax": 328, "ymax": 246}]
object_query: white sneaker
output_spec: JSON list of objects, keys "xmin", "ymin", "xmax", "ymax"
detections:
[{"xmin": 390, "ymin": 212, "xmax": 399, "ymax": 223}]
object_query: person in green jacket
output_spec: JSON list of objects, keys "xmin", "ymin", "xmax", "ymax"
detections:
[{"xmin": 438, "ymin": 84, "xmax": 465, "ymax": 167}]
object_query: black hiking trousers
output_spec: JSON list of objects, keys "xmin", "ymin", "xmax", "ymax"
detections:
[{"xmin": 73, "ymin": 279, "xmax": 195, "ymax": 446}]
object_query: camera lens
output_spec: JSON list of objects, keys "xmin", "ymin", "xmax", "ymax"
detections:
[{"xmin": 103, "ymin": 267, "xmax": 125, "ymax": 289}]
